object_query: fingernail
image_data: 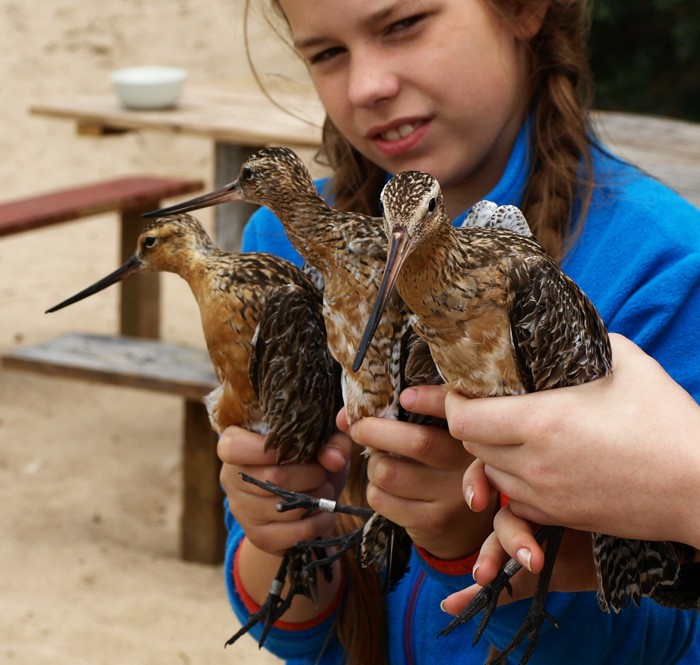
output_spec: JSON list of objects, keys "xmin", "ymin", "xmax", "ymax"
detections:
[
  {"xmin": 516, "ymin": 547, "xmax": 532, "ymax": 572},
  {"xmin": 401, "ymin": 388, "xmax": 417, "ymax": 410},
  {"xmin": 440, "ymin": 599, "xmax": 449, "ymax": 613},
  {"xmin": 465, "ymin": 485, "xmax": 474, "ymax": 510},
  {"xmin": 471, "ymin": 561, "xmax": 481, "ymax": 579}
]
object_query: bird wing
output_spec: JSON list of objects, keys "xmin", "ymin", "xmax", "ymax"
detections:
[
  {"xmin": 249, "ymin": 283, "xmax": 340, "ymax": 465},
  {"xmin": 508, "ymin": 252, "xmax": 612, "ymax": 392},
  {"xmin": 463, "ymin": 201, "xmax": 533, "ymax": 237}
]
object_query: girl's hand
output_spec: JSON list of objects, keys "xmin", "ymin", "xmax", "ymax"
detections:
[
  {"xmin": 338, "ymin": 386, "xmax": 497, "ymax": 561},
  {"xmin": 218, "ymin": 425, "xmax": 351, "ymax": 557}
]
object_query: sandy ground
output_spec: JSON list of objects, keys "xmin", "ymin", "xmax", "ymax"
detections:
[{"xmin": 0, "ymin": 1, "xmax": 307, "ymax": 663}]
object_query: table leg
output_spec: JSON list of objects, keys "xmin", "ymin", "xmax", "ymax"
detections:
[
  {"xmin": 119, "ymin": 208, "xmax": 160, "ymax": 339},
  {"xmin": 181, "ymin": 398, "xmax": 224, "ymax": 564},
  {"xmin": 214, "ymin": 143, "xmax": 260, "ymax": 252}
]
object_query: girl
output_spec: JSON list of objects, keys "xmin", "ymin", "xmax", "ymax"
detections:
[{"xmin": 220, "ymin": 1, "xmax": 700, "ymax": 663}]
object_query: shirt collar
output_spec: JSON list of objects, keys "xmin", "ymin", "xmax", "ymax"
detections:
[{"xmin": 452, "ymin": 115, "xmax": 532, "ymax": 226}]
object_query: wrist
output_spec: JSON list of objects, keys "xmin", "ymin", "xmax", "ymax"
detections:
[
  {"xmin": 235, "ymin": 537, "xmax": 343, "ymax": 625},
  {"xmin": 677, "ymin": 419, "xmax": 700, "ymax": 550},
  {"xmin": 414, "ymin": 543, "xmax": 480, "ymax": 576},
  {"xmin": 409, "ymin": 492, "xmax": 499, "ymax": 561}
]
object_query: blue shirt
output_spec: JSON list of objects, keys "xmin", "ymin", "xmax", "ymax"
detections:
[{"xmin": 227, "ymin": 120, "xmax": 700, "ymax": 664}]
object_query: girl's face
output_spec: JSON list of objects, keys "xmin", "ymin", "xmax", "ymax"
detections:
[{"xmin": 279, "ymin": 0, "xmax": 541, "ymax": 216}]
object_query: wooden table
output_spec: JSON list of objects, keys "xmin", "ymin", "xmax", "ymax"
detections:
[
  {"xmin": 592, "ymin": 111, "xmax": 700, "ymax": 209},
  {"xmin": 31, "ymin": 78, "xmax": 325, "ymax": 250},
  {"xmin": 32, "ymin": 82, "xmax": 700, "ymax": 232}
]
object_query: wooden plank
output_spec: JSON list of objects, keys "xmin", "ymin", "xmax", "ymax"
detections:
[
  {"xmin": 0, "ymin": 176, "xmax": 203, "ymax": 237},
  {"xmin": 119, "ymin": 208, "xmax": 161, "ymax": 339},
  {"xmin": 214, "ymin": 143, "xmax": 259, "ymax": 252},
  {"xmin": 30, "ymin": 79, "xmax": 324, "ymax": 149},
  {"xmin": 181, "ymin": 399, "xmax": 224, "ymax": 564},
  {"xmin": 594, "ymin": 111, "xmax": 700, "ymax": 208},
  {"xmin": 1, "ymin": 333, "xmax": 217, "ymax": 400}
]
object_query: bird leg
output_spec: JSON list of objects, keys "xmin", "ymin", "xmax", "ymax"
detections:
[
  {"xmin": 240, "ymin": 472, "xmax": 374, "ymax": 518},
  {"xmin": 439, "ymin": 526, "xmax": 564, "ymax": 665},
  {"xmin": 245, "ymin": 472, "xmax": 371, "ymax": 573},
  {"xmin": 296, "ymin": 528, "xmax": 366, "ymax": 572},
  {"xmin": 225, "ymin": 550, "xmax": 292, "ymax": 649},
  {"xmin": 226, "ymin": 543, "xmax": 334, "ymax": 650}
]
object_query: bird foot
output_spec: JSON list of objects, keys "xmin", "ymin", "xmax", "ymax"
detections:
[
  {"xmin": 225, "ymin": 543, "xmax": 334, "ymax": 650},
  {"xmin": 439, "ymin": 561, "xmax": 519, "ymax": 645},
  {"xmin": 240, "ymin": 472, "xmax": 374, "ymax": 519},
  {"xmin": 296, "ymin": 526, "xmax": 366, "ymax": 572},
  {"xmin": 439, "ymin": 526, "xmax": 564, "ymax": 665},
  {"xmin": 485, "ymin": 594, "xmax": 560, "ymax": 665},
  {"xmin": 225, "ymin": 552, "xmax": 296, "ymax": 649}
]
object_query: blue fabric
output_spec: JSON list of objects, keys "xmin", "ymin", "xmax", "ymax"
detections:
[{"xmin": 227, "ymin": 119, "xmax": 700, "ymax": 664}]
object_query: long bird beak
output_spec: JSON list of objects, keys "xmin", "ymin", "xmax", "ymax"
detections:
[
  {"xmin": 46, "ymin": 254, "xmax": 143, "ymax": 313},
  {"xmin": 141, "ymin": 179, "xmax": 243, "ymax": 218},
  {"xmin": 352, "ymin": 227, "xmax": 410, "ymax": 372}
]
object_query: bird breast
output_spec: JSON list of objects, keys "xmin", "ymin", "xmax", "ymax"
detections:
[
  {"xmin": 399, "ymin": 256, "xmax": 525, "ymax": 397},
  {"xmin": 412, "ymin": 307, "xmax": 526, "ymax": 397}
]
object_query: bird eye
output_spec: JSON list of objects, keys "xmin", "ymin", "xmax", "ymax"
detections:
[
  {"xmin": 428, "ymin": 197, "xmax": 436, "ymax": 213},
  {"xmin": 144, "ymin": 236, "xmax": 157, "ymax": 248},
  {"xmin": 242, "ymin": 167, "xmax": 254, "ymax": 181}
]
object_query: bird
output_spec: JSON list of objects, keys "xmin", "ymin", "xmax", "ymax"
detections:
[
  {"xmin": 353, "ymin": 170, "xmax": 695, "ymax": 664},
  {"xmin": 46, "ymin": 213, "xmax": 341, "ymax": 647},
  {"xmin": 144, "ymin": 147, "xmax": 435, "ymax": 583}
]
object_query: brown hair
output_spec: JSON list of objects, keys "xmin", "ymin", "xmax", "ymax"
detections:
[{"xmin": 244, "ymin": 1, "xmax": 595, "ymax": 661}]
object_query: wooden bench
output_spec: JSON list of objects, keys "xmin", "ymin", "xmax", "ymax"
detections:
[
  {"xmin": 0, "ymin": 175, "xmax": 203, "ymax": 338},
  {"xmin": 1, "ymin": 332, "xmax": 224, "ymax": 564}
]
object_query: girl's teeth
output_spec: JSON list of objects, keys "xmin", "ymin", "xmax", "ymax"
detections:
[{"xmin": 381, "ymin": 123, "xmax": 417, "ymax": 141}]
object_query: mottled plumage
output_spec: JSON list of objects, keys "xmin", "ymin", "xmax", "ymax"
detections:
[
  {"xmin": 46, "ymin": 213, "xmax": 339, "ymax": 643},
  {"xmin": 148, "ymin": 148, "xmax": 407, "ymax": 423},
  {"xmin": 355, "ymin": 170, "xmax": 694, "ymax": 664},
  {"xmin": 146, "ymin": 147, "xmax": 430, "ymax": 581}
]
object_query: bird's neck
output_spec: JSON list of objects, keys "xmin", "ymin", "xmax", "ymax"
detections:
[{"xmin": 273, "ymin": 193, "xmax": 335, "ymax": 268}]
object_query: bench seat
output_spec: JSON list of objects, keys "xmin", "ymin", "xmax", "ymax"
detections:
[
  {"xmin": 2, "ymin": 332, "xmax": 224, "ymax": 564},
  {"xmin": 0, "ymin": 176, "xmax": 203, "ymax": 339}
]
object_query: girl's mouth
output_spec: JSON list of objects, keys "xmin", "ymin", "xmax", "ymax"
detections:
[
  {"xmin": 378, "ymin": 121, "xmax": 422, "ymax": 141},
  {"xmin": 370, "ymin": 119, "xmax": 430, "ymax": 158}
]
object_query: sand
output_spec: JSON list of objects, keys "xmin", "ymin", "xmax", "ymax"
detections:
[{"xmin": 0, "ymin": 1, "xmax": 304, "ymax": 663}]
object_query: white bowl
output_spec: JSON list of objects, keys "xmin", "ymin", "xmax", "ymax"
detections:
[{"xmin": 111, "ymin": 66, "xmax": 187, "ymax": 110}]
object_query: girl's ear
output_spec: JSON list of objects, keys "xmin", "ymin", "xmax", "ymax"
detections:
[{"xmin": 514, "ymin": 1, "xmax": 549, "ymax": 41}]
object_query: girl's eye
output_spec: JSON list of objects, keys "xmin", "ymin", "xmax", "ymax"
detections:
[
  {"xmin": 386, "ymin": 13, "xmax": 426, "ymax": 36},
  {"xmin": 308, "ymin": 46, "xmax": 346, "ymax": 65}
]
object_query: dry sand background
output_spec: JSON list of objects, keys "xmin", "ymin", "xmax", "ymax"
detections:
[{"xmin": 0, "ymin": 1, "xmax": 308, "ymax": 663}]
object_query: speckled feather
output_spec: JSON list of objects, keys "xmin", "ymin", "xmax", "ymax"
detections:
[
  {"xmin": 152, "ymin": 148, "xmax": 441, "ymax": 580},
  {"xmin": 229, "ymin": 148, "xmax": 430, "ymax": 577},
  {"xmin": 379, "ymin": 171, "xmax": 689, "ymax": 618},
  {"xmin": 232, "ymin": 147, "xmax": 409, "ymax": 425},
  {"xmin": 50, "ymin": 213, "xmax": 338, "ymax": 465}
]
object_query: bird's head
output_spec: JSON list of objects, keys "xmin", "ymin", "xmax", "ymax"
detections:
[
  {"xmin": 236, "ymin": 147, "xmax": 317, "ymax": 205},
  {"xmin": 46, "ymin": 214, "xmax": 211, "ymax": 314},
  {"xmin": 380, "ymin": 170, "xmax": 447, "ymax": 248},
  {"xmin": 352, "ymin": 171, "xmax": 447, "ymax": 372},
  {"xmin": 141, "ymin": 147, "xmax": 316, "ymax": 218}
]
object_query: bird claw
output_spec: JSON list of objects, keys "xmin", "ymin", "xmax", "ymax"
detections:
[
  {"xmin": 439, "ymin": 565, "xmax": 513, "ymax": 645},
  {"xmin": 296, "ymin": 526, "xmax": 366, "ymax": 573},
  {"xmin": 439, "ymin": 526, "xmax": 563, "ymax": 665},
  {"xmin": 485, "ymin": 597, "xmax": 560, "ymax": 665},
  {"xmin": 240, "ymin": 473, "xmax": 374, "ymax": 518},
  {"xmin": 225, "ymin": 554, "xmax": 295, "ymax": 650},
  {"xmin": 225, "ymin": 543, "xmax": 334, "ymax": 650},
  {"xmin": 240, "ymin": 472, "xmax": 318, "ymax": 515}
]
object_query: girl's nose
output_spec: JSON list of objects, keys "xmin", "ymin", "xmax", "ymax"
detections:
[{"xmin": 347, "ymin": 50, "xmax": 400, "ymax": 107}]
